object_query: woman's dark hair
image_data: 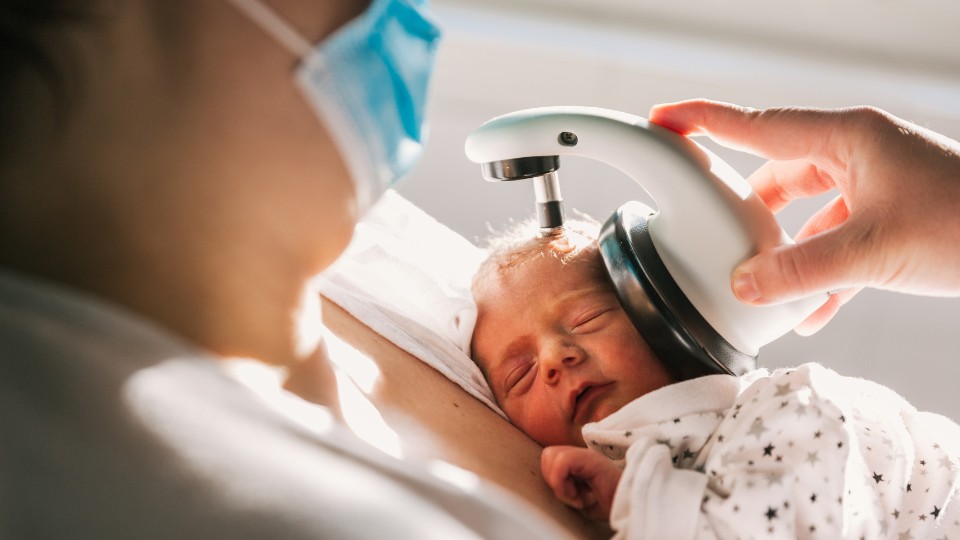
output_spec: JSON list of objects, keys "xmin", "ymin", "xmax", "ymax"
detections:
[{"xmin": 0, "ymin": 1, "xmax": 93, "ymax": 163}]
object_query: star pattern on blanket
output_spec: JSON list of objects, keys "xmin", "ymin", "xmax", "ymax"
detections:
[{"xmin": 582, "ymin": 364, "xmax": 960, "ymax": 538}]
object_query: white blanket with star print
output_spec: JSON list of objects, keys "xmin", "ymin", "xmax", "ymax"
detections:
[{"xmin": 582, "ymin": 363, "xmax": 960, "ymax": 539}]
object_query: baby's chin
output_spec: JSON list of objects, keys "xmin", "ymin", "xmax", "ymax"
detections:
[
  {"xmin": 593, "ymin": 400, "xmax": 625, "ymax": 424},
  {"xmin": 566, "ymin": 404, "xmax": 621, "ymax": 447},
  {"xmin": 580, "ymin": 392, "xmax": 635, "ymax": 429}
]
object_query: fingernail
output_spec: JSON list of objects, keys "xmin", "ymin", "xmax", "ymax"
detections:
[{"xmin": 733, "ymin": 271, "xmax": 761, "ymax": 303}]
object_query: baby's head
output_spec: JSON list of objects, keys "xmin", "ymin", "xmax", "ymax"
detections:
[{"xmin": 471, "ymin": 217, "xmax": 674, "ymax": 447}]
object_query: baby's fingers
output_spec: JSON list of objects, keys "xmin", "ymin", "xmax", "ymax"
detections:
[
  {"xmin": 575, "ymin": 479, "xmax": 598, "ymax": 508},
  {"xmin": 541, "ymin": 446, "xmax": 580, "ymax": 505},
  {"xmin": 556, "ymin": 479, "xmax": 585, "ymax": 509}
]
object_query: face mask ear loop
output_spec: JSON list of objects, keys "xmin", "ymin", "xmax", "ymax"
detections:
[{"xmin": 224, "ymin": 0, "xmax": 313, "ymax": 58}]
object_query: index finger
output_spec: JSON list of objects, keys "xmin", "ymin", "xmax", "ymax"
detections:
[{"xmin": 649, "ymin": 99, "xmax": 851, "ymax": 176}]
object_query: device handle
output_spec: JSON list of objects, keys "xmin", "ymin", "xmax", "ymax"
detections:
[{"xmin": 466, "ymin": 106, "xmax": 827, "ymax": 354}]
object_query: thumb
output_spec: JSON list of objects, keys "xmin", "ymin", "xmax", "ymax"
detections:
[{"xmin": 732, "ymin": 225, "xmax": 872, "ymax": 305}]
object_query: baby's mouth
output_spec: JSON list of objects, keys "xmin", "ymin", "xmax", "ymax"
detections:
[{"xmin": 572, "ymin": 383, "xmax": 613, "ymax": 423}]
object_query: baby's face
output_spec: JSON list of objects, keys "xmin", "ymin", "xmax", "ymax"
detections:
[{"xmin": 472, "ymin": 248, "xmax": 674, "ymax": 447}]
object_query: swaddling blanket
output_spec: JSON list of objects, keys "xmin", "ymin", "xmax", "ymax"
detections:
[
  {"xmin": 584, "ymin": 363, "xmax": 960, "ymax": 539},
  {"xmin": 316, "ymin": 191, "xmax": 503, "ymax": 416}
]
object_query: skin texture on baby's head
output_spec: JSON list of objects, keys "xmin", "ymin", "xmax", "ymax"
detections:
[{"xmin": 471, "ymin": 218, "xmax": 675, "ymax": 448}]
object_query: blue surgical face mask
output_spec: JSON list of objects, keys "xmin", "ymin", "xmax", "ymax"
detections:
[{"xmin": 227, "ymin": 0, "xmax": 441, "ymax": 215}]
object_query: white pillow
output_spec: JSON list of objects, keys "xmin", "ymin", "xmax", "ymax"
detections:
[{"xmin": 316, "ymin": 191, "xmax": 503, "ymax": 416}]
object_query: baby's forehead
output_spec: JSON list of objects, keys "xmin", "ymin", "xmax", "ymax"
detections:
[
  {"xmin": 476, "ymin": 245, "xmax": 607, "ymax": 301},
  {"xmin": 472, "ymin": 221, "xmax": 608, "ymax": 308}
]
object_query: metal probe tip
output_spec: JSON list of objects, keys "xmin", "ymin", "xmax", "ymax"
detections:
[{"xmin": 534, "ymin": 171, "xmax": 565, "ymax": 236}]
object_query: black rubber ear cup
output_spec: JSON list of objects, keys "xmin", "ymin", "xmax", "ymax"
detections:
[{"xmin": 599, "ymin": 202, "xmax": 756, "ymax": 381}]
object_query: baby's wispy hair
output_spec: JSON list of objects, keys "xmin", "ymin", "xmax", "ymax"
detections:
[{"xmin": 473, "ymin": 211, "xmax": 604, "ymax": 287}]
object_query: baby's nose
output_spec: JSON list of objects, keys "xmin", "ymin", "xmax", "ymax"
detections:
[{"xmin": 540, "ymin": 342, "xmax": 584, "ymax": 384}]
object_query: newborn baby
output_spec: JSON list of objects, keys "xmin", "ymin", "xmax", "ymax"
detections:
[
  {"xmin": 470, "ymin": 218, "xmax": 675, "ymax": 448},
  {"xmin": 470, "ymin": 218, "xmax": 960, "ymax": 538}
]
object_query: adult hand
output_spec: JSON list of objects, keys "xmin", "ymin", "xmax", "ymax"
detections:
[
  {"xmin": 650, "ymin": 100, "xmax": 960, "ymax": 334},
  {"xmin": 541, "ymin": 445, "xmax": 622, "ymax": 522}
]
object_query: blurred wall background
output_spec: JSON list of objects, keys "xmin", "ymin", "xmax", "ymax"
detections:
[{"xmin": 396, "ymin": 0, "xmax": 960, "ymax": 421}]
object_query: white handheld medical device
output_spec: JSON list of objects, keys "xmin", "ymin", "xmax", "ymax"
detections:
[{"xmin": 465, "ymin": 106, "xmax": 828, "ymax": 379}]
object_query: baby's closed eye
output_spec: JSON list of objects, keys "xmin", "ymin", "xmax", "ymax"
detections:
[
  {"xmin": 504, "ymin": 357, "xmax": 536, "ymax": 394},
  {"xmin": 570, "ymin": 307, "xmax": 616, "ymax": 334}
]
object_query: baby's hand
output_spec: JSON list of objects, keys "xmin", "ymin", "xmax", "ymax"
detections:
[{"xmin": 541, "ymin": 445, "xmax": 622, "ymax": 522}]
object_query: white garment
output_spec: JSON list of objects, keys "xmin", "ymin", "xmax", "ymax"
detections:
[
  {"xmin": 0, "ymin": 268, "xmax": 568, "ymax": 539},
  {"xmin": 317, "ymin": 191, "xmax": 499, "ymax": 416},
  {"xmin": 584, "ymin": 363, "xmax": 960, "ymax": 539}
]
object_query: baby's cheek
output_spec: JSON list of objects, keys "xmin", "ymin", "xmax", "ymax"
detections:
[
  {"xmin": 517, "ymin": 408, "xmax": 564, "ymax": 446},
  {"xmin": 504, "ymin": 402, "xmax": 538, "ymax": 437}
]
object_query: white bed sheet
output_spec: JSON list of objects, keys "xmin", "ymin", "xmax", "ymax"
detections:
[{"xmin": 316, "ymin": 191, "xmax": 504, "ymax": 417}]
